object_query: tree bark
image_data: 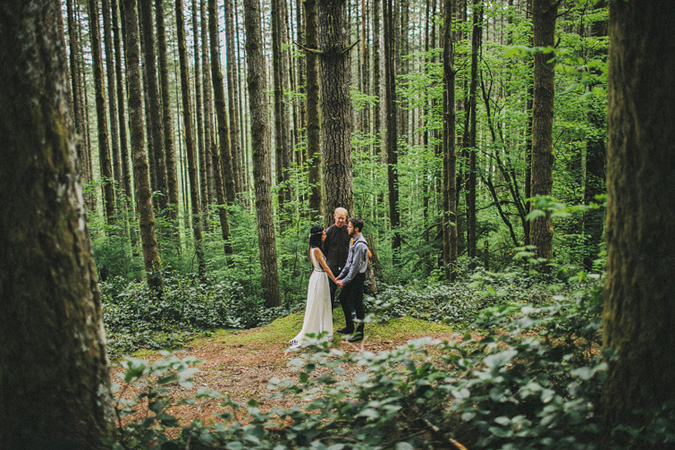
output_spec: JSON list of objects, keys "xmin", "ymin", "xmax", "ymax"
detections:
[
  {"xmin": 209, "ymin": 0, "xmax": 236, "ymax": 205},
  {"xmin": 272, "ymin": 0, "xmax": 292, "ymax": 208},
  {"xmin": 529, "ymin": 0, "xmax": 557, "ymax": 263},
  {"xmin": 122, "ymin": 0, "xmax": 163, "ymax": 289},
  {"xmin": 101, "ymin": 0, "xmax": 122, "ymax": 194},
  {"xmin": 465, "ymin": 0, "xmax": 483, "ymax": 262},
  {"xmin": 384, "ymin": 0, "xmax": 401, "ymax": 260},
  {"xmin": 244, "ymin": 0, "xmax": 282, "ymax": 308},
  {"xmin": 0, "ymin": 3, "xmax": 114, "ymax": 447},
  {"xmin": 112, "ymin": 0, "xmax": 133, "ymax": 208},
  {"xmin": 602, "ymin": 0, "xmax": 675, "ymax": 435},
  {"xmin": 201, "ymin": 0, "xmax": 218, "ymax": 207},
  {"xmin": 208, "ymin": 0, "xmax": 234, "ymax": 254},
  {"xmin": 191, "ymin": 0, "xmax": 210, "ymax": 216},
  {"xmin": 87, "ymin": 0, "xmax": 116, "ymax": 222},
  {"xmin": 305, "ymin": 0, "xmax": 322, "ymax": 223},
  {"xmin": 66, "ymin": 0, "xmax": 90, "ymax": 189},
  {"xmin": 318, "ymin": 0, "xmax": 354, "ymax": 225},
  {"xmin": 156, "ymin": 0, "xmax": 180, "ymax": 220},
  {"xmin": 442, "ymin": 0, "xmax": 458, "ymax": 281},
  {"xmin": 225, "ymin": 0, "xmax": 244, "ymax": 196},
  {"xmin": 139, "ymin": 0, "xmax": 169, "ymax": 212},
  {"xmin": 177, "ymin": 0, "xmax": 207, "ymax": 277}
]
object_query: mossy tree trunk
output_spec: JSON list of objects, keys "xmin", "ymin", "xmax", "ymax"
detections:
[
  {"xmin": 318, "ymin": 0, "xmax": 354, "ymax": 224},
  {"xmin": 602, "ymin": 0, "xmax": 675, "ymax": 435},
  {"xmin": 66, "ymin": 0, "xmax": 92, "ymax": 194},
  {"xmin": 442, "ymin": 0, "xmax": 458, "ymax": 281},
  {"xmin": 528, "ymin": 0, "xmax": 557, "ymax": 263},
  {"xmin": 176, "ymin": 0, "xmax": 207, "ymax": 277},
  {"xmin": 156, "ymin": 0, "xmax": 180, "ymax": 222},
  {"xmin": 190, "ymin": 0, "xmax": 212, "ymax": 221},
  {"xmin": 0, "ymin": 3, "xmax": 114, "ymax": 447},
  {"xmin": 139, "ymin": 0, "xmax": 168, "ymax": 214},
  {"xmin": 122, "ymin": 0, "xmax": 162, "ymax": 291},
  {"xmin": 225, "ymin": 0, "xmax": 244, "ymax": 196},
  {"xmin": 102, "ymin": 0, "xmax": 122, "ymax": 195},
  {"xmin": 464, "ymin": 0, "xmax": 483, "ymax": 264},
  {"xmin": 384, "ymin": 0, "xmax": 401, "ymax": 263},
  {"xmin": 272, "ymin": 0, "xmax": 292, "ymax": 209},
  {"xmin": 88, "ymin": 0, "xmax": 116, "ymax": 222},
  {"xmin": 244, "ymin": 0, "xmax": 282, "ymax": 308},
  {"xmin": 208, "ymin": 0, "xmax": 234, "ymax": 255},
  {"xmin": 208, "ymin": 0, "xmax": 236, "ymax": 205},
  {"xmin": 123, "ymin": 0, "xmax": 163, "ymax": 290},
  {"xmin": 304, "ymin": 0, "xmax": 323, "ymax": 223}
]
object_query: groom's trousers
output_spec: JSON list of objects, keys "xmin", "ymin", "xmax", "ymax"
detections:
[{"xmin": 339, "ymin": 272, "xmax": 366, "ymax": 333}]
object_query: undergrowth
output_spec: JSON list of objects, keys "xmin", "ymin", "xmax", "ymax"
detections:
[{"xmin": 107, "ymin": 270, "xmax": 675, "ymax": 449}]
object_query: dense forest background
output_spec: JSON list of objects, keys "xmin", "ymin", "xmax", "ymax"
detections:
[
  {"xmin": 9, "ymin": 0, "xmax": 675, "ymax": 448},
  {"xmin": 66, "ymin": 0, "xmax": 608, "ymax": 299}
]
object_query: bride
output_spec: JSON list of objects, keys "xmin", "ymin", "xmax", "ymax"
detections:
[{"xmin": 289, "ymin": 225, "xmax": 339, "ymax": 348}]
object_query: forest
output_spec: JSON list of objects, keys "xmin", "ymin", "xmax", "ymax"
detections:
[{"xmin": 1, "ymin": 0, "xmax": 675, "ymax": 449}]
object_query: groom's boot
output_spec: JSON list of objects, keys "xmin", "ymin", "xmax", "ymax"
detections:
[
  {"xmin": 337, "ymin": 320, "xmax": 354, "ymax": 334},
  {"xmin": 347, "ymin": 323, "xmax": 364, "ymax": 343}
]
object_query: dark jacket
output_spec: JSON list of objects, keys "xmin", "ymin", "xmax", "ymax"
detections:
[{"xmin": 324, "ymin": 224, "xmax": 350, "ymax": 276}]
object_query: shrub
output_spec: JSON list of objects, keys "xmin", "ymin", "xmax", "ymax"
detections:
[{"xmin": 101, "ymin": 272, "xmax": 290, "ymax": 358}]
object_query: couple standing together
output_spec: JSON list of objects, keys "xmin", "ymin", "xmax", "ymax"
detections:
[{"xmin": 289, "ymin": 208, "xmax": 369, "ymax": 348}]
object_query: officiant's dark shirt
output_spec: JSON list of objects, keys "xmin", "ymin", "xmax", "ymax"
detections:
[{"xmin": 324, "ymin": 224, "xmax": 350, "ymax": 276}]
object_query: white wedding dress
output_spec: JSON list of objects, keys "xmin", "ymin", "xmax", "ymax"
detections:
[{"xmin": 289, "ymin": 248, "xmax": 333, "ymax": 348}]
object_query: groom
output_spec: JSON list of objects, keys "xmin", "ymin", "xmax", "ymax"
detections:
[{"xmin": 336, "ymin": 218, "xmax": 369, "ymax": 343}]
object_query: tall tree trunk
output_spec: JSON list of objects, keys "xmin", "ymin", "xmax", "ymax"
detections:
[
  {"xmin": 294, "ymin": 0, "xmax": 306, "ymax": 167},
  {"xmin": 372, "ymin": 0, "xmax": 381, "ymax": 224},
  {"xmin": 243, "ymin": 0, "xmax": 282, "ymax": 308},
  {"xmin": 122, "ymin": 0, "xmax": 163, "ymax": 290},
  {"xmin": 139, "ymin": 0, "xmax": 169, "ymax": 213},
  {"xmin": 77, "ymin": 0, "xmax": 96, "ymax": 202},
  {"xmin": 66, "ymin": 0, "xmax": 89, "ymax": 187},
  {"xmin": 360, "ymin": 0, "xmax": 370, "ymax": 139},
  {"xmin": 192, "ymin": 0, "xmax": 210, "ymax": 216},
  {"xmin": 602, "ymin": 0, "xmax": 675, "ymax": 435},
  {"xmin": 225, "ymin": 0, "xmax": 244, "ymax": 196},
  {"xmin": 156, "ymin": 0, "xmax": 180, "ymax": 221},
  {"xmin": 399, "ymin": 0, "xmax": 409, "ymax": 141},
  {"xmin": 0, "ymin": 4, "xmax": 115, "ymax": 447},
  {"xmin": 112, "ymin": 0, "xmax": 133, "ymax": 208},
  {"xmin": 529, "ymin": 0, "xmax": 557, "ymax": 263},
  {"xmin": 201, "ymin": 0, "xmax": 216, "ymax": 207},
  {"xmin": 318, "ymin": 0, "xmax": 354, "ymax": 224},
  {"xmin": 272, "ymin": 0, "xmax": 292, "ymax": 209},
  {"xmin": 305, "ymin": 0, "xmax": 322, "ymax": 223},
  {"xmin": 101, "ymin": 0, "xmax": 122, "ymax": 196},
  {"xmin": 208, "ymin": 0, "xmax": 234, "ymax": 254},
  {"xmin": 465, "ymin": 0, "xmax": 482, "ymax": 262},
  {"xmin": 87, "ymin": 0, "xmax": 116, "ymax": 222},
  {"xmin": 384, "ymin": 0, "xmax": 401, "ymax": 260},
  {"xmin": 208, "ymin": 0, "xmax": 236, "ymax": 204},
  {"xmin": 177, "ymin": 0, "xmax": 206, "ymax": 277},
  {"xmin": 443, "ymin": 0, "xmax": 458, "ymax": 281},
  {"xmin": 522, "ymin": 0, "xmax": 533, "ymax": 247}
]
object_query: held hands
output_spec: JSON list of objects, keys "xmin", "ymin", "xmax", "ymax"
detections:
[{"xmin": 336, "ymin": 277, "xmax": 344, "ymax": 288}]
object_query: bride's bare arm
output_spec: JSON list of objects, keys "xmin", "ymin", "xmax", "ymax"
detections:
[{"xmin": 313, "ymin": 248, "xmax": 338, "ymax": 284}]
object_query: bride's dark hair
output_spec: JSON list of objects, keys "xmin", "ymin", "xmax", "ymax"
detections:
[{"xmin": 308, "ymin": 225, "xmax": 324, "ymax": 248}]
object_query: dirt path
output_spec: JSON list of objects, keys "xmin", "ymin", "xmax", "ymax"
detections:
[{"xmin": 113, "ymin": 315, "xmax": 462, "ymax": 426}]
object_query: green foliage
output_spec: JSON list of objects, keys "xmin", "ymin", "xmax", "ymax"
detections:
[
  {"xmin": 370, "ymin": 267, "xmax": 551, "ymax": 326},
  {"xmin": 101, "ymin": 272, "xmax": 290, "ymax": 359},
  {"xmin": 108, "ymin": 273, "xmax": 675, "ymax": 450}
]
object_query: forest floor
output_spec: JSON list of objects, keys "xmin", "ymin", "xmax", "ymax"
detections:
[{"xmin": 112, "ymin": 311, "xmax": 468, "ymax": 429}]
